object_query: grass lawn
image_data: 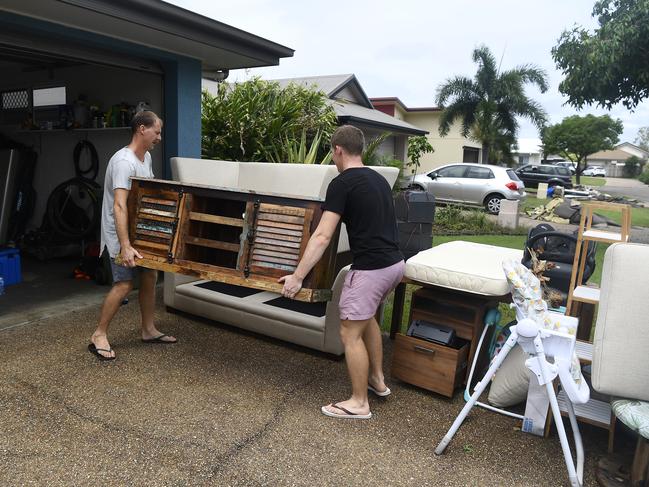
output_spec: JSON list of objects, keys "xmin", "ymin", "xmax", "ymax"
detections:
[
  {"xmin": 380, "ymin": 234, "xmax": 608, "ymax": 333},
  {"xmin": 596, "ymin": 207, "xmax": 649, "ymax": 227},
  {"xmin": 573, "ymin": 176, "xmax": 606, "ymax": 186}
]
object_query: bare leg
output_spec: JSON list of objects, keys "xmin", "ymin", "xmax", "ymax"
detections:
[
  {"xmin": 139, "ymin": 270, "xmax": 176, "ymax": 342},
  {"xmin": 363, "ymin": 316, "xmax": 388, "ymax": 393},
  {"xmin": 91, "ymin": 280, "xmax": 133, "ymax": 358},
  {"xmin": 323, "ymin": 318, "xmax": 372, "ymax": 415}
]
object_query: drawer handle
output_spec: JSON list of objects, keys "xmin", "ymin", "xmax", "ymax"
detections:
[{"xmin": 413, "ymin": 345, "xmax": 436, "ymax": 356}]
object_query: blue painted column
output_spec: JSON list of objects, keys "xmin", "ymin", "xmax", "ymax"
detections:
[{"xmin": 161, "ymin": 58, "xmax": 202, "ymax": 177}]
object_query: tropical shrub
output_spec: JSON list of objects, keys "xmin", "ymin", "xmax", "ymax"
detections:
[
  {"xmin": 201, "ymin": 78, "xmax": 337, "ymax": 163},
  {"xmin": 640, "ymin": 168, "xmax": 649, "ymax": 185}
]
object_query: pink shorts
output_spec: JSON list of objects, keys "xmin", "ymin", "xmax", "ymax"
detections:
[{"xmin": 339, "ymin": 260, "xmax": 405, "ymax": 321}]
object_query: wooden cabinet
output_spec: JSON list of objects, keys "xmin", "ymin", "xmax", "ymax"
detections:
[
  {"xmin": 392, "ymin": 333, "xmax": 469, "ymax": 398},
  {"xmin": 127, "ymin": 177, "xmax": 339, "ymax": 302},
  {"xmin": 391, "ymin": 286, "xmax": 501, "ymax": 397}
]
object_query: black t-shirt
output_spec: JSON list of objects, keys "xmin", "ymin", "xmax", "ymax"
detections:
[{"xmin": 323, "ymin": 167, "xmax": 403, "ymax": 270}]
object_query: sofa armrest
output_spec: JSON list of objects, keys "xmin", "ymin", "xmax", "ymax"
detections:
[
  {"xmin": 163, "ymin": 271, "xmax": 199, "ymax": 308},
  {"xmin": 322, "ymin": 265, "xmax": 350, "ymax": 355}
]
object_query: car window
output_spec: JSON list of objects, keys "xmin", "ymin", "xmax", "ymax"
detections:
[
  {"xmin": 518, "ymin": 165, "xmax": 531, "ymax": 172},
  {"xmin": 506, "ymin": 169, "xmax": 521, "ymax": 181},
  {"xmin": 555, "ymin": 167, "xmax": 571, "ymax": 176},
  {"xmin": 465, "ymin": 166, "xmax": 494, "ymax": 179},
  {"xmin": 437, "ymin": 165, "xmax": 467, "ymax": 178},
  {"xmin": 537, "ymin": 166, "xmax": 555, "ymax": 175}
]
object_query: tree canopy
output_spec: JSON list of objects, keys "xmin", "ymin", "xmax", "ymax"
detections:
[
  {"xmin": 435, "ymin": 45, "xmax": 548, "ymax": 164},
  {"xmin": 552, "ymin": 0, "xmax": 649, "ymax": 110},
  {"xmin": 635, "ymin": 127, "xmax": 649, "ymax": 153},
  {"xmin": 542, "ymin": 114, "xmax": 623, "ymax": 183}
]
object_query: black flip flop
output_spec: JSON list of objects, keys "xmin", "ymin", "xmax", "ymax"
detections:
[
  {"xmin": 141, "ymin": 334, "xmax": 177, "ymax": 344},
  {"xmin": 88, "ymin": 343, "xmax": 116, "ymax": 361}
]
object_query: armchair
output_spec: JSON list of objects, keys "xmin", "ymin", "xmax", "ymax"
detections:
[{"xmin": 592, "ymin": 243, "xmax": 649, "ymax": 486}]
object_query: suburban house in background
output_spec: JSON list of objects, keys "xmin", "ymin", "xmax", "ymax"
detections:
[
  {"xmin": 369, "ymin": 96, "xmax": 482, "ymax": 172},
  {"xmin": 513, "ymin": 138, "xmax": 543, "ymax": 166},
  {"xmin": 587, "ymin": 142, "xmax": 649, "ymax": 177},
  {"xmin": 203, "ymin": 74, "xmax": 428, "ymax": 163}
]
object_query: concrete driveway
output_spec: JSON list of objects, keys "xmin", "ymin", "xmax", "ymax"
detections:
[
  {"xmin": 0, "ymin": 294, "xmax": 623, "ymax": 486},
  {"xmin": 599, "ymin": 177, "xmax": 649, "ymax": 203}
]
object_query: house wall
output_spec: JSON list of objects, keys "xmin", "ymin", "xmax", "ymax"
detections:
[
  {"xmin": 399, "ymin": 111, "xmax": 481, "ymax": 172},
  {"xmin": 514, "ymin": 153, "xmax": 542, "ymax": 165}
]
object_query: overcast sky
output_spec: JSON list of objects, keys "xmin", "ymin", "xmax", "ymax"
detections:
[{"xmin": 168, "ymin": 0, "xmax": 647, "ymax": 144}]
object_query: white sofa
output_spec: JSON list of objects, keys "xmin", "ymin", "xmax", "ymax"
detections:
[{"xmin": 163, "ymin": 157, "xmax": 399, "ymax": 355}]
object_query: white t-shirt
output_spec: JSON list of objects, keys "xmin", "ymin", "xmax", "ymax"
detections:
[{"xmin": 100, "ymin": 147, "xmax": 154, "ymax": 258}]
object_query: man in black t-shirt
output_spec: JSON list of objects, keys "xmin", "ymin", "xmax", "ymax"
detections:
[{"xmin": 280, "ymin": 125, "xmax": 405, "ymax": 419}]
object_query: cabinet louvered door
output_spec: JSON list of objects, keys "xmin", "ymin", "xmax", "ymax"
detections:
[
  {"xmin": 128, "ymin": 183, "xmax": 185, "ymax": 262},
  {"xmin": 243, "ymin": 202, "xmax": 314, "ymax": 279}
]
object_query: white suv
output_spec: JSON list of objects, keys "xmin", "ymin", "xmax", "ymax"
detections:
[{"xmin": 582, "ymin": 166, "xmax": 606, "ymax": 177}]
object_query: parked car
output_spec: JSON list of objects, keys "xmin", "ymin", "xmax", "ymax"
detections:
[
  {"xmin": 555, "ymin": 161, "xmax": 576, "ymax": 175},
  {"xmin": 582, "ymin": 166, "xmax": 606, "ymax": 177},
  {"xmin": 514, "ymin": 164, "xmax": 573, "ymax": 189},
  {"xmin": 404, "ymin": 163, "xmax": 526, "ymax": 214}
]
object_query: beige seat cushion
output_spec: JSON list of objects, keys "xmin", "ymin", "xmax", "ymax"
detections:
[
  {"xmin": 171, "ymin": 157, "xmax": 239, "ymax": 187},
  {"xmin": 593, "ymin": 243, "xmax": 649, "ymax": 401},
  {"xmin": 405, "ymin": 241, "xmax": 523, "ymax": 295}
]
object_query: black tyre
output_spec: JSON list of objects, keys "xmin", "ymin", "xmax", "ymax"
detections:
[{"xmin": 484, "ymin": 194, "xmax": 503, "ymax": 214}]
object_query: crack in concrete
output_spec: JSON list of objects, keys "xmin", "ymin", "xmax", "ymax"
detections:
[
  {"xmin": 208, "ymin": 374, "xmax": 319, "ymax": 478},
  {"xmin": 8, "ymin": 379, "xmax": 221, "ymax": 453}
]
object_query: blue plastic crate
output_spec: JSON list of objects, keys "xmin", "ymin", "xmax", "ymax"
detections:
[{"xmin": 0, "ymin": 248, "xmax": 21, "ymax": 286}]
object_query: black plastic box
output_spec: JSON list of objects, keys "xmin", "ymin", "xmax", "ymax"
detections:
[{"xmin": 394, "ymin": 190, "xmax": 435, "ymax": 223}]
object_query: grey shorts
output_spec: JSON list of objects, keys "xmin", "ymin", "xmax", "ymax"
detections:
[{"xmin": 110, "ymin": 257, "xmax": 138, "ymax": 283}]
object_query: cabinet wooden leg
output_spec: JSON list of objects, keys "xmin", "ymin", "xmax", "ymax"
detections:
[
  {"xmin": 390, "ymin": 282, "xmax": 406, "ymax": 339},
  {"xmin": 631, "ymin": 436, "xmax": 649, "ymax": 486}
]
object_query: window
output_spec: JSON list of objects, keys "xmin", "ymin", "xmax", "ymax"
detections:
[
  {"xmin": 555, "ymin": 167, "xmax": 571, "ymax": 176},
  {"xmin": 537, "ymin": 166, "xmax": 555, "ymax": 175},
  {"xmin": 465, "ymin": 166, "xmax": 494, "ymax": 179},
  {"xmin": 1, "ymin": 90, "xmax": 29, "ymax": 109},
  {"xmin": 0, "ymin": 89, "xmax": 30, "ymax": 125},
  {"xmin": 437, "ymin": 165, "xmax": 467, "ymax": 178},
  {"xmin": 462, "ymin": 147, "xmax": 480, "ymax": 163},
  {"xmin": 507, "ymin": 169, "xmax": 521, "ymax": 181}
]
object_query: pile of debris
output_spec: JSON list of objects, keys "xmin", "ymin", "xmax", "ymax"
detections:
[
  {"xmin": 566, "ymin": 185, "xmax": 646, "ymax": 207},
  {"xmin": 526, "ymin": 185, "xmax": 646, "ymax": 224},
  {"xmin": 526, "ymin": 197, "xmax": 619, "ymax": 225}
]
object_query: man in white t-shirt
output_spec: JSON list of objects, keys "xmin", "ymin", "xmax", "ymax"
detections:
[{"xmin": 89, "ymin": 111, "xmax": 177, "ymax": 361}]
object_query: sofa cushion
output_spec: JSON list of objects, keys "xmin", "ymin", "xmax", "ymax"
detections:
[
  {"xmin": 175, "ymin": 280, "xmax": 326, "ymax": 332},
  {"xmin": 593, "ymin": 243, "xmax": 649, "ymax": 401},
  {"xmin": 237, "ymin": 162, "xmax": 337, "ymax": 198},
  {"xmin": 405, "ymin": 241, "xmax": 522, "ymax": 296},
  {"xmin": 171, "ymin": 157, "xmax": 239, "ymax": 187}
]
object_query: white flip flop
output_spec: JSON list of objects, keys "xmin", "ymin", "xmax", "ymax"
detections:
[
  {"xmin": 368, "ymin": 385, "xmax": 391, "ymax": 397},
  {"xmin": 321, "ymin": 403, "xmax": 372, "ymax": 419}
]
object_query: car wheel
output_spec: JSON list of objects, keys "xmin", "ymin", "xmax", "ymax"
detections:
[{"xmin": 484, "ymin": 194, "xmax": 502, "ymax": 214}]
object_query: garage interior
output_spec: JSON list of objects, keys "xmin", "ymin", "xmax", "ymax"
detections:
[{"xmin": 0, "ymin": 44, "xmax": 164, "ymax": 329}]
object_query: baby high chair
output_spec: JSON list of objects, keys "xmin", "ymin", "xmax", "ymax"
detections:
[{"xmin": 435, "ymin": 259, "xmax": 590, "ymax": 487}]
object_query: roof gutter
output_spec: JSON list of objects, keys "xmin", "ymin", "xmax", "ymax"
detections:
[
  {"xmin": 337, "ymin": 115, "xmax": 428, "ymax": 136},
  {"xmin": 56, "ymin": 0, "xmax": 294, "ymax": 63}
]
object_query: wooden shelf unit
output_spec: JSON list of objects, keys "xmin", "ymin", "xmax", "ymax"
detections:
[
  {"xmin": 127, "ymin": 177, "xmax": 340, "ymax": 302},
  {"xmin": 566, "ymin": 201, "xmax": 631, "ymax": 315}
]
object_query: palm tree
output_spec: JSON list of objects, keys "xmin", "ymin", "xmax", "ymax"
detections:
[{"xmin": 436, "ymin": 45, "xmax": 548, "ymax": 164}]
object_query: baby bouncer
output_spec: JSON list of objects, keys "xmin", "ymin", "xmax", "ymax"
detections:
[{"xmin": 435, "ymin": 259, "xmax": 590, "ymax": 487}]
